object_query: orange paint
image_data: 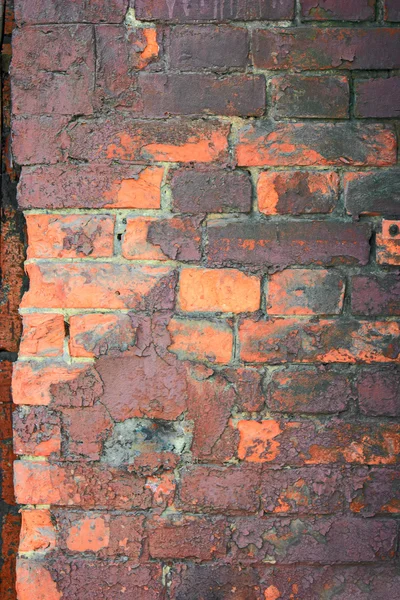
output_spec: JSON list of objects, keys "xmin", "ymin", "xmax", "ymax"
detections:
[
  {"xmin": 16, "ymin": 561, "xmax": 61, "ymax": 600},
  {"xmin": 138, "ymin": 29, "xmax": 159, "ymax": 69},
  {"xmin": 237, "ymin": 420, "xmax": 282, "ymax": 462},
  {"xmin": 104, "ymin": 166, "xmax": 163, "ymax": 209},
  {"xmin": 122, "ymin": 217, "xmax": 168, "ymax": 260},
  {"xmin": 264, "ymin": 586, "xmax": 281, "ymax": 600},
  {"xmin": 66, "ymin": 516, "xmax": 110, "ymax": 552}
]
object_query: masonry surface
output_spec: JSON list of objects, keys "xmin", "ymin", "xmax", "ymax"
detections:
[{"xmin": 8, "ymin": 0, "xmax": 400, "ymax": 598}]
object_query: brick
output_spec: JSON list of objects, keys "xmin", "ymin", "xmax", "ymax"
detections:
[
  {"xmin": 177, "ymin": 465, "xmax": 260, "ymax": 514},
  {"xmin": 13, "ymin": 406, "xmax": 61, "ymax": 457},
  {"xmin": 236, "ymin": 419, "xmax": 400, "ymax": 465},
  {"xmin": 69, "ymin": 313, "xmax": 136, "ymax": 358},
  {"xmin": 236, "ymin": 121, "xmax": 396, "ymax": 167},
  {"xmin": 26, "ymin": 214, "xmax": 115, "ymax": 259},
  {"xmin": 301, "ymin": 0, "xmax": 375, "ymax": 20},
  {"xmin": 385, "ymin": 0, "xmax": 400, "ymax": 20},
  {"xmin": 135, "ymin": 0, "xmax": 295, "ymax": 21},
  {"xmin": 268, "ymin": 269, "xmax": 345, "ymax": 315},
  {"xmin": 15, "ymin": 0, "xmax": 128, "ymax": 24},
  {"xmin": 167, "ymin": 25, "xmax": 248, "ymax": 70},
  {"xmin": 12, "ymin": 116, "xmax": 69, "ymax": 165},
  {"xmin": 14, "ymin": 460, "xmax": 152, "ymax": 509},
  {"xmin": 239, "ymin": 318, "xmax": 400, "ymax": 364},
  {"xmin": 230, "ymin": 516, "xmax": 397, "ymax": 563},
  {"xmin": 356, "ymin": 367, "xmax": 400, "ymax": 417},
  {"xmin": 346, "ymin": 467, "xmax": 400, "ymax": 515},
  {"xmin": 147, "ymin": 515, "xmax": 228, "ymax": 560},
  {"xmin": 266, "ymin": 367, "xmax": 352, "ymax": 413},
  {"xmin": 67, "ymin": 117, "xmax": 230, "ymax": 163},
  {"xmin": 19, "ymin": 509, "xmax": 56, "ymax": 553},
  {"xmin": 224, "ymin": 367, "xmax": 265, "ymax": 412},
  {"xmin": 252, "ymin": 28, "xmax": 400, "ymax": 70},
  {"xmin": 270, "ymin": 75, "xmax": 349, "ymax": 118},
  {"xmin": 0, "ymin": 513, "xmax": 20, "ymax": 600},
  {"xmin": 12, "ymin": 26, "xmax": 94, "ymax": 116},
  {"xmin": 168, "ymin": 318, "xmax": 233, "ymax": 364},
  {"xmin": 61, "ymin": 405, "xmax": 113, "ymax": 460},
  {"xmin": 21, "ymin": 262, "xmax": 177, "ymax": 310},
  {"xmin": 96, "ymin": 26, "xmax": 161, "ymax": 110},
  {"xmin": 355, "ymin": 75, "xmax": 400, "ymax": 118},
  {"xmin": 376, "ymin": 219, "xmax": 400, "ymax": 265},
  {"xmin": 170, "ymin": 564, "xmax": 261, "ymax": 600},
  {"xmin": 16, "ymin": 560, "xmax": 61, "ymax": 600},
  {"xmin": 351, "ymin": 274, "xmax": 400, "ymax": 316},
  {"xmin": 344, "ymin": 169, "xmax": 400, "ymax": 217},
  {"xmin": 122, "ymin": 216, "xmax": 201, "ymax": 261},
  {"xmin": 18, "ymin": 165, "xmax": 164, "ymax": 209},
  {"xmin": 179, "ymin": 268, "xmax": 260, "ymax": 313},
  {"xmin": 207, "ymin": 219, "xmax": 371, "ymax": 268},
  {"xmin": 19, "ymin": 313, "xmax": 65, "ymax": 357},
  {"xmin": 0, "ymin": 361, "xmax": 12, "ymax": 403},
  {"xmin": 171, "ymin": 167, "xmax": 252, "ymax": 214}
]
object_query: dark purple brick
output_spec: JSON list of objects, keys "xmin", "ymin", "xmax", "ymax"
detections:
[
  {"xmin": 352, "ymin": 274, "xmax": 400, "ymax": 316},
  {"xmin": 385, "ymin": 0, "xmax": 400, "ymax": 20},
  {"xmin": 171, "ymin": 168, "xmax": 252, "ymax": 214},
  {"xmin": 346, "ymin": 467, "xmax": 400, "ymax": 516},
  {"xmin": 169, "ymin": 564, "xmax": 261, "ymax": 600},
  {"xmin": 15, "ymin": 0, "xmax": 128, "ymax": 24},
  {"xmin": 355, "ymin": 76, "xmax": 400, "ymax": 118},
  {"xmin": 356, "ymin": 366, "xmax": 400, "ymax": 417},
  {"xmin": 344, "ymin": 169, "xmax": 400, "ymax": 218},
  {"xmin": 270, "ymin": 74, "xmax": 349, "ymax": 118},
  {"xmin": 301, "ymin": 0, "xmax": 375, "ymax": 21}
]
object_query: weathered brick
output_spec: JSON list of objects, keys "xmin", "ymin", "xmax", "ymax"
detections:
[
  {"xmin": 19, "ymin": 313, "xmax": 65, "ymax": 358},
  {"xmin": 170, "ymin": 564, "xmax": 261, "ymax": 600},
  {"xmin": 344, "ymin": 169, "xmax": 400, "ymax": 217},
  {"xmin": 12, "ymin": 26, "xmax": 94, "ymax": 116},
  {"xmin": 26, "ymin": 214, "xmax": 115, "ymax": 259},
  {"xmin": 236, "ymin": 121, "xmax": 396, "ymax": 166},
  {"xmin": 147, "ymin": 515, "xmax": 228, "ymax": 560},
  {"xmin": 12, "ymin": 116, "xmax": 69, "ymax": 165},
  {"xmin": 179, "ymin": 268, "xmax": 260, "ymax": 313},
  {"xmin": 376, "ymin": 219, "xmax": 400, "ymax": 265},
  {"xmin": 266, "ymin": 366, "xmax": 352, "ymax": 413},
  {"xmin": 18, "ymin": 165, "xmax": 164, "ymax": 209},
  {"xmin": 16, "ymin": 560, "xmax": 61, "ymax": 600},
  {"xmin": 0, "ymin": 361, "xmax": 12, "ymax": 404},
  {"xmin": 15, "ymin": 0, "xmax": 128, "ymax": 24},
  {"xmin": 61, "ymin": 405, "xmax": 113, "ymax": 460},
  {"xmin": 224, "ymin": 367, "xmax": 265, "ymax": 412},
  {"xmin": 67, "ymin": 117, "xmax": 230, "ymax": 163},
  {"xmin": 301, "ymin": 0, "xmax": 375, "ymax": 20},
  {"xmin": 21, "ymin": 262, "xmax": 177, "ymax": 310},
  {"xmin": 168, "ymin": 317, "xmax": 233, "ymax": 364},
  {"xmin": 355, "ymin": 75, "xmax": 400, "ymax": 118},
  {"xmin": 230, "ymin": 516, "xmax": 397, "ymax": 563},
  {"xmin": 346, "ymin": 467, "xmax": 400, "ymax": 515},
  {"xmin": 14, "ymin": 460, "xmax": 152, "ymax": 509},
  {"xmin": 122, "ymin": 216, "xmax": 202, "ymax": 261},
  {"xmin": 69, "ymin": 313, "xmax": 136, "ymax": 358},
  {"xmin": 385, "ymin": 0, "xmax": 400, "ymax": 20},
  {"xmin": 135, "ymin": 0, "xmax": 295, "ymax": 21},
  {"xmin": 177, "ymin": 464, "xmax": 261, "ymax": 514},
  {"xmin": 171, "ymin": 167, "xmax": 252, "ymax": 214},
  {"xmin": 356, "ymin": 366, "xmax": 400, "ymax": 417},
  {"xmin": 351, "ymin": 274, "xmax": 400, "ymax": 316},
  {"xmin": 138, "ymin": 73, "xmax": 266, "ymax": 117},
  {"xmin": 13, "ymin": 406, "xmax": 61, "ymax": 457},
  {"xmin": 252, "ymin": 28, "xmax": 400, "ymax": 70},
  {"xmin": 168, "ymin": 25, "xmax": 248, "ymax": 70},
  {"xmin": 270, "ymin": 75, "xmax": 349, "ymax": 118},
  {"xmin": 239, "ymin": 318, "xmax": 399, "ymax": 363},
  {"xmin": 19, "ymin": 509, "xmax": 56, "ymax": 553},
  {"xmin": 267, "ymin": 269, "xmax": 345, "ymax": 315},
  {"xmin": 207, "ymin": 219, "xmax": 371, "ymax": 268}
]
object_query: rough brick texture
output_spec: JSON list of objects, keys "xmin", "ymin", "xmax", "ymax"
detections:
[{"xmin": 9, "ymin": 0, "xmax": 400, "ymax": 598}]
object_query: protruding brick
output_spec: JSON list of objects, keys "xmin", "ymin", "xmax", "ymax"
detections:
[
  {"xmin": 26, "ymin": 214, "xmax": 115, "ymax": 259},
  {"xmin": 69, "ymin": 313, "xmax": 136, "ymax": 358},
  {"xmin": 207, "ymin": 219, "xmax": 371, "ymax": 268},
  {"xmin": 352, "ymin": 274, "xmax": 400, "ymax": 316},
  {"xmin": 270, "ymin": 75, "xmax": 349, "ymax": 118},
  {"xmin": 268, "ymin": 269, "xmax": 345, "ymax": 315},
  {"xmin": 122, "ymin": 216, "xmax": 201, "ymax": 261},
  {"xmin": 301, "ymin": 0, "xmax": 375, "ymax": 21},
  {"xmin": 168, "ymin": 318, "xmax": 233, "ymax": 364},
  {"xmin": 266, "ymin": 367, "xmax": 352, "ymax": 413},
  {"xmin": 19, "ymin": 509, "xmax": 56, "ymax": 553},
  {"xmin": 344, "ymin": 169, "xmax": 400, "ymax": 218},
  {"xmin": 15, "ymin": 0, "xmax": 128, "ymax": 24},
  {"xmin": 252, "ymin": 28, "xmax": 400, "ymax": 70},
  {"xmin": 258, "ymin": 170, "xmax": 338, "ymax": 215},
  {"xmin": 356, "ymin": 367, "xmax": 400, "ymax": 417},
  {"xmin": 21, "ymin": 262, "xmax": 177, "ymax": 310},
  {"xmin": 239, "ymin": 318, "xmax": 400, "ymax": 363},
  {"xmin": 236, "ymin": 121, "xmax": 396, "ymax": 167},
  {"xmin": 16, "ymin": 560, "xmax": 61, "ymax": 600},
  {"xmin": 179, "ymin": 268, "xmax": 260, "ymax": 313},
  {"xmin": 171, "ymin": 168, "xmax": 252, "ymax": 214},
  {"xmin": 18, "ymin": 165, "xmax": 164, "ymax": 209},
  {"xmin": 376, "ymin": 220, "xmax": 400, "ymax": 265},
  {"xmin": 19, "ymin": 313, "xmax": 65, "ymax": 357}
]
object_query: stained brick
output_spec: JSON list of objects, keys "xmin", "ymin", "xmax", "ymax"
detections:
[
  {"xmin": 13, "ymin": 406, "xmax": 61, "ymax": 457},
  {"xmin": 344, "ymin": 169, "xmax": 400, "ymax": 217},
  {"xmin": 355, "ymin": 76, "xmax": 400, "ymax": 118},
  {"xmin": 351, "ymin": 274, "xmax": 400, "ymax": 316},
  {"xmin": 356, "ymin": 367, "xmax": 400, "ymax": 417},
  {"xmin": 385, "ymin": 0, "xmax": 400, "ymax": 20},
  {"xmin": 168, "ymin": 318, "xmax": 233, "ymax": 364},
  {"xmin": 376, "ymin": 220, "xmax": 400, "ymax": 265},
  {"xmin": 15, "ymin": 0, "xmax": 128, "ymax": 24},
  {"xmin": 69, "ymin": 313, "xmax": 136, "ymax": 358},
  {"xmin": 19, "ymin": 313, "xmax": 65, "ymax": 358},
  {"xmin": 12, "ymin": 116, "xmax": 69, "ymax": 165},
  {"xmin": 301, "ymin": 0, "xmax": 375, "ymax": 21},
  {"xmin": 61, "ymin": 405, "xmax": 113, "ymax": 460}
]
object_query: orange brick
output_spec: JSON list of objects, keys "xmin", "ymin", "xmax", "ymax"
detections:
[
  {"xmin": 19, "ymin": 510, "xmax": 56, "ymax": 553},
  {"xmin": 168, "ymin": 318, "xmax": 233, "ymax": 364},
  {"xmin": 16, "ymin": 559, "xmax": 61, "ymax": 600},
  {"xmin": 178, "ymin": 268, "xmax": 260, "ymax": 313},
  {"xmin": 14, "ymin": 461, "xmax": 66, "ymax": 505},
  {"xmin": 19, "ymin": 313, "xmax": 65, "ymax": 357},
  {"xmin": 66, "ymin": 516, "xmax": 109, "ymax": 552},
  {"xmin": 122, "ymin": 217, "xmax": 168, "ymax": 260},
  {"xmin": 69, "ymin": 313, "xmax": 136, "ymax": 358},
  {"xmin": 26, "ymin": 214, "xmax": 115, "ymax": 258},
  {"xmin": 376, "ymin": 220, "xmax": 400, "ymax": 265}
]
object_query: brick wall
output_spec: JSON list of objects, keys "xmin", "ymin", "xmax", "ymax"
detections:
[{"xmin": 10, "ymin": 1, "xmax": 400, "ymax": 598}]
